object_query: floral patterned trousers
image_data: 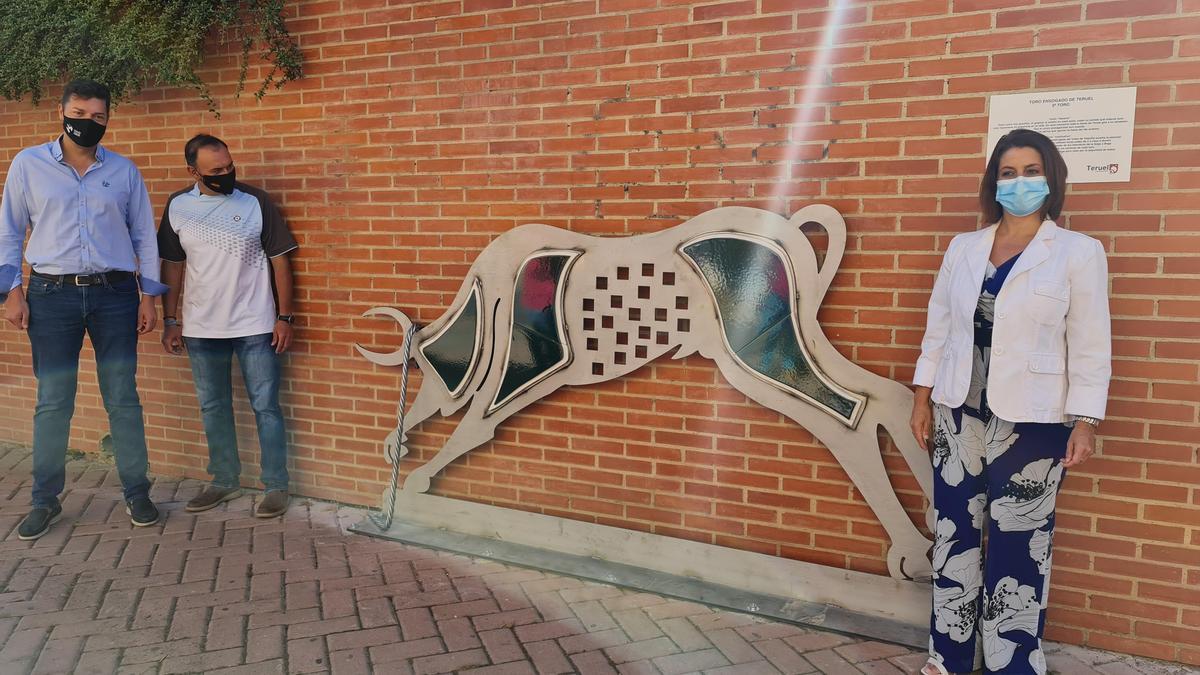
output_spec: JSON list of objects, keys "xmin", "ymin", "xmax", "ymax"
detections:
[{"xmin": 928, "ymin": 404, "xmax": 1070, "ymax": 674}]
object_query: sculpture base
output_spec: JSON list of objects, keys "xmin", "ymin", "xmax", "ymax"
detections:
[{"xmin": 350, "ymin": 492, "xmax": 931, "ymax": 648}]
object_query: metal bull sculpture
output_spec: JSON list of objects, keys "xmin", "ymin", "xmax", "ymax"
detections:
[{"xmin": 358, "ymin": 205, "xmax": 934, "ymax": 579}]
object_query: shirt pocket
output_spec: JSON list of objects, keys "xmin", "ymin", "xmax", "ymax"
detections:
[
  {"xmin": 91, "ymin": 181, "xmax": 132, "ymax": 224},
  {"xmin": 1028, "ymin": 352, "xmax": 1067, "ymax": 412},
  {"xmin": 1027, "ymin": 281, "xmax": 1069, "ymax": 325},
  {"xmin": 1028, "ymin": 352, "xmax": 1065, "ymax": 375}
]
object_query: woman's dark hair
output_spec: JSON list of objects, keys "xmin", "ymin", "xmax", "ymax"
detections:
[{"xmin": 979, "ymin": 128, "xmax": 1068, "ymax": 223}]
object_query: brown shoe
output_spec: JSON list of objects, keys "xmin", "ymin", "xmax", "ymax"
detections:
[
  {"xmin": 185, "ymin": 486, "xmax": 242, "ymax": 512},
  {"xmin": 255, "ymin": 491, "xmax": 289, "ymax": 518}
]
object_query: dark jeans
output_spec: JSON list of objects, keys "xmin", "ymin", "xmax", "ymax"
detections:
[
  {"xmin": 27, "ymin": 275, "xmax": 151, "ymax": 508},
  {"xmin": 183, "ymin": 333, "xmax": 289, "ymax": 492}
]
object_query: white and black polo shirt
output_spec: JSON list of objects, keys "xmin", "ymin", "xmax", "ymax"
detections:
[{"xmin": 157, "ymin": 183, "xmax": 298, "ymax": 339}]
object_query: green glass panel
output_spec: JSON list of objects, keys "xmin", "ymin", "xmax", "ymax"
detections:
[
  {"xmin": 495, "ymin": 255, "xmax": 570, "ymax": 406},
  {"xmin": 737, "ymin": 318, "xmax": 858, "ymax": 421},
  {"xmin": 684, "ymin": 236, "xmax": 858, "ymax": 423},
  {"xmin": 423, "ymin": 289, "xmax": 480, "ymax": 395}
]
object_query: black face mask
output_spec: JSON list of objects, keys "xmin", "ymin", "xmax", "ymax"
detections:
[
  {"xmin": 62, "ymin": 116, "xmax": 107, "ymax": 148},
  {"xmin": 201, "ymin": 168, "xmax": 237, "ymax": 195}
]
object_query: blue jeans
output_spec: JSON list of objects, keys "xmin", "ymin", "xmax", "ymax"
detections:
[
  {"xmin": 183, "ymin": 333, "xmax": 289, "ymax": 492},
  {"xmin": 26, "ymin": 275, "xmax": 151, "ymax": 508}
]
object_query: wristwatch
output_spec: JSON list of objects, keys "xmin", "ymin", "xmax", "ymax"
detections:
[
  {"xmin": 276, "ymin": 314, "xmax": 295, "ymax": 324},
  {"xmin": 1072, "ymin": 415, "xmax": 1101, "ymax": 428},
  {"xmin": 163, "ymin": 316, "xmax": 179, "ymax": 327}
]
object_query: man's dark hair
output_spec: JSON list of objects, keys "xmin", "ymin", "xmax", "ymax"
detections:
[
  {"xmin": 979, "ymin": 128, "xmax": 1068, "ymax": 224},
  {"xmin": 61, "ymin": 79, "xmax": 112, "ymax": 113},
  {"xmin": 184, "ymin": 134, "xmax": 229, "ymax": 167}
]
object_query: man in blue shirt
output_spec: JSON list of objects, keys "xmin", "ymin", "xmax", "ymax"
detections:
[{"xmin": 0, "ymin": 80, "xmax": 166, "ymax": 539}]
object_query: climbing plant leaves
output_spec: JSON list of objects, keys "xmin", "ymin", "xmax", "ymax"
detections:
[{"xmin": 0, "ymin": 0, "xmax": 303, "ymax": 115}]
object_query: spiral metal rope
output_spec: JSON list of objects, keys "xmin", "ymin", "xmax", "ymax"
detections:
[{"xmin": 368, "ymin": 321, "xmax": 417, "ymax": 531}]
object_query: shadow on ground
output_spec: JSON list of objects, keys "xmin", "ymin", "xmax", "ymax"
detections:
[{"xmin": 0, "ymin": 443, "xmax": 1190, "ymax": 675}]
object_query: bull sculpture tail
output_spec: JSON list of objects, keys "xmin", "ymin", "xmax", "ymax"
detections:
[{"xmin": 792, "ymin": 203, "xmax": 846, "ymax": 305}]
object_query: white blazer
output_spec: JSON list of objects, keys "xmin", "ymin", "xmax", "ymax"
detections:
[{"xmin": 914, "ymin": 220, "xmax": 1111, "ymax": 423}]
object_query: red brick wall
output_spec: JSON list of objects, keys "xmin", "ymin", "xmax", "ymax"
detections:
[{"xmin": 1, "ymin": 0, "xmax": 1198, "ymax": 663}]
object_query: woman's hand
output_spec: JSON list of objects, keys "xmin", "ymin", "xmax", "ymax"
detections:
[
  {"xmin": 911, "ymin": 386, "xmax": 934, "ymax": 452},
  {"xmin": 1064, "ymin": 422, "xmax": 1097, "ymax": 468}
]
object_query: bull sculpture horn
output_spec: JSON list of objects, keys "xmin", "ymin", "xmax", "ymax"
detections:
[{"xmin": 356, "ymin": 307, "xmax": 417, "ymax": 366}]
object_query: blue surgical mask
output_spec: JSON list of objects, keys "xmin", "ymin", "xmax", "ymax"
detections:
[{"xmin": 995, "ymin": 176, "xmax": 1049, "ymax": 217}]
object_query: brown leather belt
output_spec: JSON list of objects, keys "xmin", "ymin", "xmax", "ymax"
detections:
[{"xmin": 32, "ymin": 270, "xmax": 135, "ymax": 286}]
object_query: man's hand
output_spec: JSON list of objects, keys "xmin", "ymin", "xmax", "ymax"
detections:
[
  {"xmin": 272, "ymin": 320, "xmax": 293, "ymax": 354},
  {"xmin": 137, "ymin": 295, "xmax": 157, "ymax": 334},
  {"xmin": 4, "ymin": 288, "xmax": 28, "ymax": 330},
  {"xmin": 162, "ymin": 324, "xmax": 184, "ymax": 355},
  {"xmin": 1063, "ymin": 422, "xmax": 1097, "ymax": 468}
]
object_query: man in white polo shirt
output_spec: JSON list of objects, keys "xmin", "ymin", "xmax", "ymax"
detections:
[{"xmin": 158, "ymin": 134, "xmax": 298, "ymax": 518}]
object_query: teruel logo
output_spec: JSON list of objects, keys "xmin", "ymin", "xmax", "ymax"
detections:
[
  {"xmin": 1086, "ymin": 163, "xmax": 1120, "ymax": 174},
  {"xmin": 1109, "ymin": 163, "xmax": 1119, "ymax": 174}
]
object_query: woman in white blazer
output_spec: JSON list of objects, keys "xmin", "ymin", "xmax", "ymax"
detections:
[{"xmin": 911, "ymin": 129, "xmax": 1111, "ymax": 675}]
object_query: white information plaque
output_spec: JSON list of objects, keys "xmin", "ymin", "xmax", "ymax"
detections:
[{"xmin": 986, "ymin": 87, "xmax": 1137, "ymax": 184}]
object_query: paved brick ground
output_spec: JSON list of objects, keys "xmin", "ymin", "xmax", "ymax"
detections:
[{"xmin": 0, "ymin": 443, "xmax": 1192, "ymax": 675}]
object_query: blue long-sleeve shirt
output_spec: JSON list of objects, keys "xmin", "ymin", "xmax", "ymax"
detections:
[{"xmin": 0, "ymin": 138, "xmax": 163, "ymax": 294}]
